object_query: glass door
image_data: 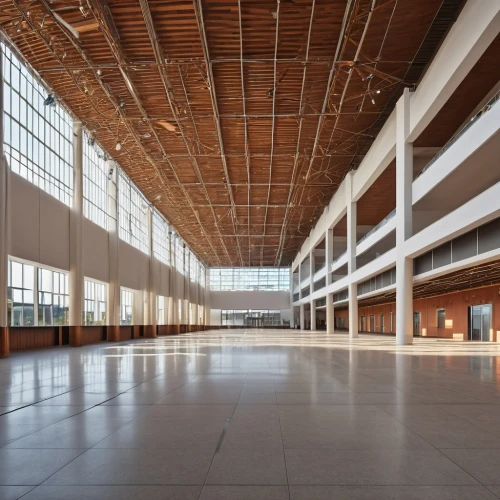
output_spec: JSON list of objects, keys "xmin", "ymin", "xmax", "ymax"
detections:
[
  {"xmin": 413, "ymin": 312, "xmax": 421, "ymax": 337},
  {"xmin": 469, "ymin": 305, "xmax": 492, "ymax": 341}
]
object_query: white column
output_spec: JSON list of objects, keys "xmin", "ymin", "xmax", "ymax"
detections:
[
  {"xmin": 309, "ymin": 249, "xmax": 315, "ymax": 287},
  {"xmin": 69, "ymin": 121, "xmax": 84, "ymax": 346},
  {"xmin": 310, "ymin": 300, "xmax": 316, "ymax": 331},
  {"xmin": 326, "ymin": 292, "xmax": 334, "ymax": 334},
  {"xmin": 396, "ymin": 88, "xmax": 414, "ymax": 346},
  {"xmin": 298, "ymin": 259, "xmax": 303, "ymax": 299},
  {"xmin": 167, "ymin": 227, "xmax": 174, "ymax": 327},
  {"xmin": 299, "ymin": 304, "xmax": 305, "ymax": 330},
  {"xmin": 146, "ymin": 208, "xmax": 156, "ymax": 337},
  {"xmin": 346, "ymin": 172, "xmax": 358, "ymax": 339},
  {"xmin": 107, "ymin": 161, "xmax": 120, "ymax": 341},
  {"xmin": 325, "ymin": 228, "xmax": 333, "ymax": 285},
  {"xmin": 309, "ymin": 248, "xmax": 316, "ymax": 330},
  {"xmin": 0, "ymin": 50, "xmax": 9, "ymax": 356}
]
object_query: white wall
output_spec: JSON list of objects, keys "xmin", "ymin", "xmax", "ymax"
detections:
[
  {"xmin": 9, "ymin": 173, "xmax": 70, "ymax": 270},
  {"xmin": 7, "ymin": 170, "xmax": 207, "ymax": 327}
]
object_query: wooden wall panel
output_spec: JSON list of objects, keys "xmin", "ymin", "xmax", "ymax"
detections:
[
  {"xmin": 334, "ymin": 284, "xmax": 500, "ymax": 340},
  {"xmin": 119, "ymin": 326, "xmax": 133, "ymax": 341},
  {"xmin": 81, "ymin": 326, "xmax": 105, "ymax": 345},
  {"xmin": 9, "ymin": 327, "xmax": 58, "ymax": 351}
]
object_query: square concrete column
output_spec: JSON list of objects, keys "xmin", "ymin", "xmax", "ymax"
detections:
[
  {"xmin": 299, "ymin": 304, "xmax": 305, "ymax": 330},
  {"xmin": 326, "ymin": 292, "xmax": 334, "ymax": 334},
  {"xmin": 396, "ymin": 88, "xmax": 414, "ymax": 346},
  {"xmin": 69, "ymin": 121, "xmax": 84, "ymax": 347},
  {"xmin": 0, "ymin": 51, "xmax": 10, "ymax": 357},
  {"xmin": 310, "ymin": 300, "xmax": 316, "ymax": 331},
  {"xmin": 348, "ymin": 283, "xmax": 358, "ymax": 338},
  {"xmin": 298, "ymin": 259, "xmax": 303, "ymax": 299},
  {"xmin": 145, "ymin": 208, "xmax": 157, "ymax": 338},
  {"xmin": 346, "ymin": 172, "xmax": 358, "ymax": 339},
  {"xmin": 325, "ymin": 228, "xmax": 333, "ymax": 285},
  {"xmin": 107, "ymin": 162, "xmax": 121, "ymax": 342},
  {"xmin": 309, "ymin": 249, "xmax": 315, "ymax": 291}
]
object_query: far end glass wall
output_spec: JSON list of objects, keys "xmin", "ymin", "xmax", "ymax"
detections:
[
  {"xmin": 210, "ymin": 268, "xmax": 290, "ymax": 291},
  {"xmin": 222, "ymin": 310, "xmax": 283, "ymax": 327}
]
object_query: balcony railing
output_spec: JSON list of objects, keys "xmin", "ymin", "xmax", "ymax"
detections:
[
  {"xmin": 332, "ymin": 250, "xmax": 347, "ymax": 266},
  {"xmin": 357, "ymin": 209, "xmax": 396, "ymax": 246},
  {"xmin": 417, "ymin": 90, "xmax": 500, "ymax": 178}
]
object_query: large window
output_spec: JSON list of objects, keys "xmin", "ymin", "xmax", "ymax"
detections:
[
  {"xmin": 200, "ymin": 266, "xmax": 206, "ymax": 288},
  {"xmin": 120, "ymin": 289, "xmax": 134, "ymax": 325},
  {"xmin": 210, "ymin": 267, "xmax": 290, "ymax": 291},
  {"xmin": 152, "ymin": 210, "xmax": 170, "ymax": 265},
  {"xmin": 84, "ymin": 279, "xmax": 107, "ymax": 325},
  {"xmin": 83, "ymin": 133, "xmax": 108, "ymax": 229},
  {"xmin": 2, "ymin": 43, "xmax": 73, "ymax": 205},
  {"xmin": 38, "ymin": 268, "xmax": 69, "ymax": 326},
  {"xmin": 190, "ymin": 252, "xmax": 199, "ymax": 283},
  {"xmin": 118, "ymin": 170, "xmax": 150, "ymax": 254},
  {"xmin": 7, "ymin": 260, "xmax": 35, "ymax": 326},
  {"xmin": 174, "ymin": 236, "xmax": 185, "ymax": 275}
]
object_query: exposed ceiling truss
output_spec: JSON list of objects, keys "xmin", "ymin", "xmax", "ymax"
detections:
[{"xmin": 0, "ymin": 0, "xmax": 464, "ymax": 266}]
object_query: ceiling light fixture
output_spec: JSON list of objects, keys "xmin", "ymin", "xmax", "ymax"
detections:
[
  {"xmin": 43, "ymin": 94, "xmax": 55, "ymax": 106},
  {"xmin": 115, "ymin": 142, "xmax": 122, "ymax": 151}
]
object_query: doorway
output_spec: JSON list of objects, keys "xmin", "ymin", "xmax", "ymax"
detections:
[
  {"xmin": 413, "ymin": 312, "xmax": 421, "ymax": 337},
  {"xmin": 468, "ymin": 304, "xmax": 492, "ymax": 341},
  {"xmin": 369, "ymin": 315, "xmax": 375, "ymax": 332},
  {"xmin": 360, "ymin": 316, "xmax": 366, "ymax": 332}
]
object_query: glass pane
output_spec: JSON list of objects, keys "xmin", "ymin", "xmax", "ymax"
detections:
[{"xmin": 11, "ymin": 261, "xmax": 23, "ymax": 288}]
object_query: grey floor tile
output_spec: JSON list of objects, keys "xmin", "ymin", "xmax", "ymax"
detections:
[
  {"xmin": 45, "ymin": 448, "xmax": 214, "ymax": 485},
  {"xmin": 20, "ymin": 485, "xmax": 201, "ymax": 500},
  {"xmin": 289, "ymin": 485, "xmax": 499, "ymax": 499},
  {"xmin": 442, "ymin": 449, "xmax": 500, "ymax": 485},
  {"xmin": 5, "ymin": 415, "xmax": 129, "ymax": 449},
  {"xmin": 140, "ymin": 404, "xmax": 235, "ymax": 419},
  {"xmin": 200, "ymin": 485, "xmax": 290, "ymax": 500},
  {"xmin": 0, "ymin": 486, "xmax": 35, "ymax": 500},
  {"xmin": 280, "ymin": 417, "xmax": 430, "ymax": 449},
  {"xmin": 94, "ymin": 417, "xmax": 224, "ymax": 449},
  {"xmin": 285, "ymin": 449, "xmax": 478, "ymax": 485},
  {"xmin": 206, "ymin": 449, "xmax": 288, "ymax": 485},
  {"xmin": 0, "ymin": 449, "xmax": 85, "ymax": 485}
]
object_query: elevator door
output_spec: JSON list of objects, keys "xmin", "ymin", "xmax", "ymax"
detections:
[
  {"xmin": 469, "ymin": 305, "xmax": 492, "ymax": 341},
  {"xmin": 413, "ymin": 312, "xmax": 421, "ymax": 337},
  {"xmin": 369, "ymin": 315, "xmax": 375, "ymax": 332}
]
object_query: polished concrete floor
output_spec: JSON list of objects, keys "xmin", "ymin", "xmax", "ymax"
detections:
[{"xmin": 1, "ymin": 329, "xmax": 500, "ymax": 499}]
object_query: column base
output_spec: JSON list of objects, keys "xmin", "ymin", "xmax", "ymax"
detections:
[
  {"xmin": 143, "ymin": 325, "xmax": 157, "ymax": 338},
  {"xmin": 108, "ymin": 325, "xmax": 121, "ymax": 342},
  {"xmin": 69, "ymin": 326, "xmax": 83, "ymax": 347},
  {"xmin": 0, "ymin": 327, "xmax": 9, "ymax": 358}
]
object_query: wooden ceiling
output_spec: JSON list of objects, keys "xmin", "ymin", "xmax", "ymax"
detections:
[
  {"xmin": 357, "ymin": 260, "xmax": 500, "ymax": 308},
  {"xmin": 0, "ymin": 0, "xmax": 463, "ymax": 266}
]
